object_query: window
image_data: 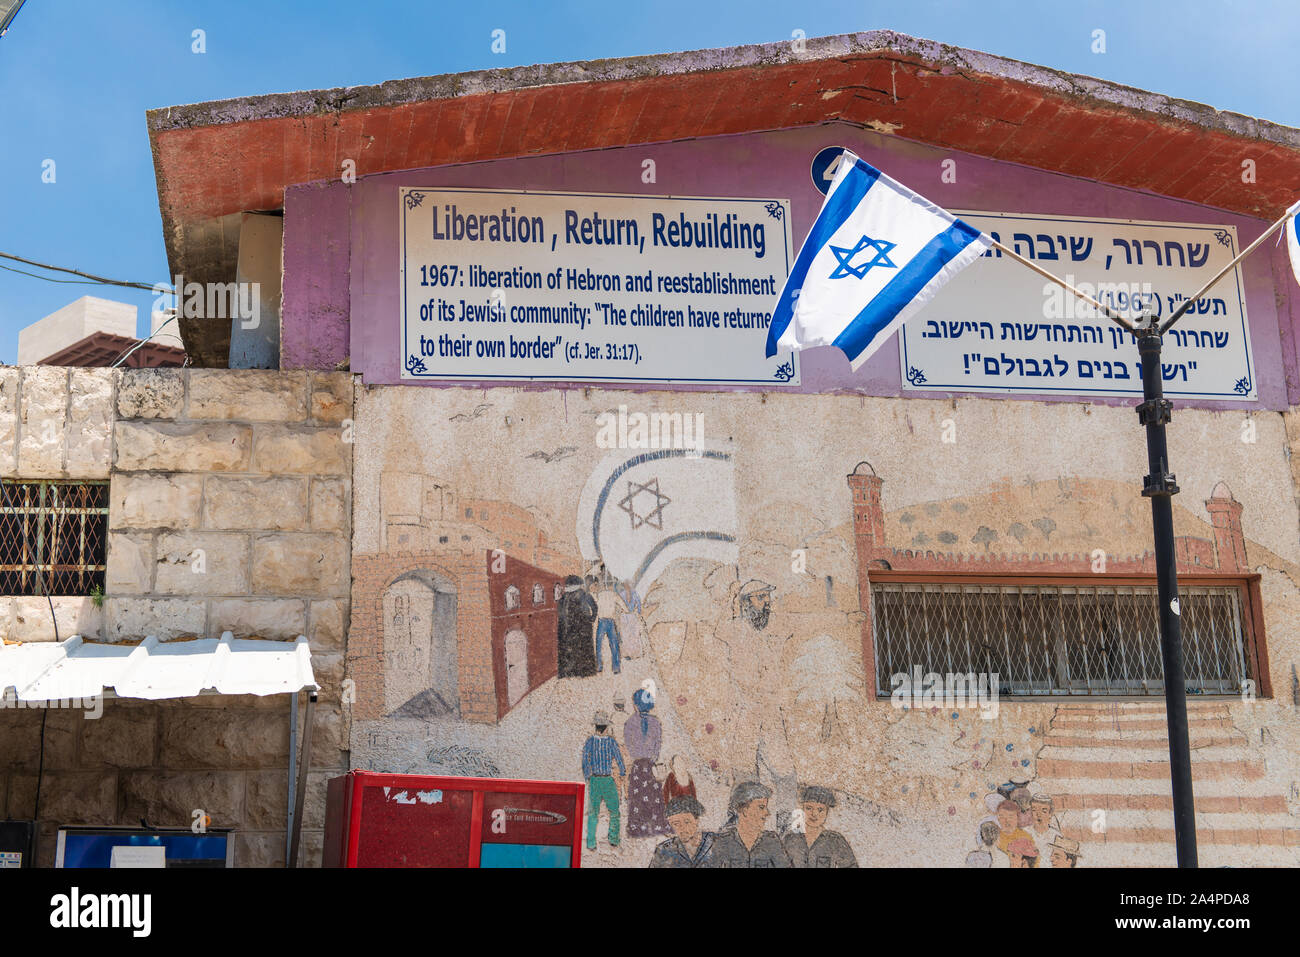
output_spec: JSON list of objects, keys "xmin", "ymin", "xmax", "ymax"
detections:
[
  {"xmin": 504, "ymin": 585, "xmax": 520, "ymax": 611},
  {"xmin": 0, "ymin": 481, "xmax": 109, "ymax": 596},
  {"xmin": 532, "ymin": 583, "xmax": 544, "ymax": 606},
  {"xmin": 871, "ymin": 579, "xmax": 1253, "ymax": 697}
]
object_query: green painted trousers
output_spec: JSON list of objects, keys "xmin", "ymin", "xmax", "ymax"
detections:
[{"xmin": 586, "ymin": 775, "xmax": 620, "ymax": 849}]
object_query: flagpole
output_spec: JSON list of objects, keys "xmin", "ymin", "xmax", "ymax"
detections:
[
  {"xmin": 1158, "ymin": 200, "xmax": 1300, "ymax": 334},
  {"xmin": 990, "ymin": 240, "xmax": 1136, "ymax": 332}
]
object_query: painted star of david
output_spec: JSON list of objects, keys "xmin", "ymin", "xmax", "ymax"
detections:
[
  {"xmin": 828, "ymin": 234, "xmax": 898, "ymax": 279},
  {"xmin": 618, "ymin": 477, "xmax": 670, "ymax": 531}
]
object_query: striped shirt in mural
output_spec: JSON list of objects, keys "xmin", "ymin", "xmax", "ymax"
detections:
[{"xmin": 581, "ymin": 734, "xmax": 626, "ymax": 779}]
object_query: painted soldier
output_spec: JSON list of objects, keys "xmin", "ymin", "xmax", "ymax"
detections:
[
  {"xmin": 649, "ymin": 796, "xmax": 715, "ymax": 868},
  {"xmin": 709, "ymin": 782, "xmax": 791, "ymax": 868},
  {"xmin": 783, "ymin": 786, "xmax": 858, "ymax": 867}
]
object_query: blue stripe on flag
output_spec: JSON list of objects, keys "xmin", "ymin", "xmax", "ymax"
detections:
[
  {"xmin": 765, "ymin": 157, "xmax": 882, "ymax": 357},
  {"xmin": 831, "ymin": 220, "xmax": 985, "ymax": 363}
]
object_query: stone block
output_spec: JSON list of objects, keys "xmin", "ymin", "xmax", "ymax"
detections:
[
  {"xmin": 160, "ymin": 710, "xmax": 289, "ymax": 768},
  {"xmin": 188, "ymin": 370, "xmax": 307, "ymax": 422},
  {"xmin": 105, "ymin": 532, "xmax": 154, "ymax": 594},
  {"xmin": 210, "ymin": 598, "xmax": 307, "ymax": 640},
  {"xmin": 154, "ymin": 531, "xmax": 250, "ymax": 596},
  {"xmin": 66, "ymin": 368, "xmax": 114, "ymax": 477},
  {"xmin": 309, "ymin": 372, "xmax": 352, "ymax": 425},
  {"xmin": 244, "ymin": 770, "xmax": 288, "ymax": 830},
  {"xmin": 119, "ymin": 769, "xmax": 245, "ymax": 827},
  {"xmin": 251, "ymin": 425, "xmax": 348, "ymax": 475},
  {"xmin": 104, "ymin": 597, "xmax": 206, "ymax": 642},
  {"xmin": 114, "ymin": 421, "xmax": 252, "ymax": 472},
  {"xmin": 311, "ymin": 652, "xmax": 344, "ymax": 703},
  {"xmin": 117, "ymin": 368, "xmax": 185, "ymax": 419},
  {"xmin": 10, "ymin": 770, "xmax": 117, "ymax": 824},
  {"xmin": 11, "ymin": 596, "xmax": 101, "ymax": 642},
  {"xmin": 308, "ymin": 599, "xmax": 347, "ymax": 652},
  {"xmin": 252, "ymin": 534, "xmax": 348, "ymax": 597},
  {"xmin": 203, "ymin": 475, "xmax": 308, "ymax": 530},
  {"xmin": 18, "ymin": 366, "xmax": 66, "ymax": 476},
  {"xmin": 309, "ymin": 477, "xmax": 347, "ymax": 532},
  {"xmin": 79, "ymin": 708, "xmax": 158, "ymax": 768},
  {"xmin": 235, "ymin": 830, "xmax": 286, "ymax": 867},
  {"xmin": 0, "ymin": 366, "xmax": 21, "ymax": 474},
  {"xmin": 109, "ymin": 473, "xmax": 203, "ymax": 529}
]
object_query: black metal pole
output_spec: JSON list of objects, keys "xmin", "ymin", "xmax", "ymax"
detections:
[{"xmin": 1135, "ymin": 322, "xmax": 1198, "ymax": 867}]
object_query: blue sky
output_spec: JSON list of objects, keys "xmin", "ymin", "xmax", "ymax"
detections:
[{"xmin": 0, "ymin": 0, "xmax": 1296, "ymax": 363}]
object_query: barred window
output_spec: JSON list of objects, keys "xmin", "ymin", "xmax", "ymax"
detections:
[
  {"xmin": 0, "ymin": 481, "xmax": 109, "ymax": 597},
  {"xmin": 871, "ymin": 580, "xmax": 1253, "ymax": 697}
]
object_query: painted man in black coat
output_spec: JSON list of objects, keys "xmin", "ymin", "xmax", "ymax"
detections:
[{"xmin": 556, "ymin": 575, "xmax": 598, "ymax": 678}]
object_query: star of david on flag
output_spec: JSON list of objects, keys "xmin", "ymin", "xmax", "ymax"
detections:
[{"xmin": 766, "ymin": 151, "xmax": 993, "ymax": 369}]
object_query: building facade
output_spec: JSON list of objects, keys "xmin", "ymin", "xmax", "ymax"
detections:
[{"xmin": 4, "ymin": 31, "xmax": 1299, "ymax": 866}]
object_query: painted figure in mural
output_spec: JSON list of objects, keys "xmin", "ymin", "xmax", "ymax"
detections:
[
  {"xmin": 594, "ymin": 573, "xmax": 629, "ymax": 674},
  {"xmin": 782, "ymin": 786, "xmax": 858, "ymax": 867},
  {"xmin": 1029, "ymin": 793, "xmax": 1062, "ymax": 845},
  {"xmin": 974, "ymin": 817, "xmax": 1009, "ymax": 869},
  {"xmin": 710, "ymin": 781, "xmax": 792, "ymax": 868},
  {"xmin": 617, "ymin": 581, "xmax": 644, "ymax": 660},
  {"xmin": 1009, "ymin": 786, "xmax": 1036, "ymax": 828},
  {"xmin": 649, "ymin": 796, "xmax": 716, "ymax": 868},
  {"xmin": 1006, "ymin": 837, "xmax": 1040, "ymax": 868},
  {"xmin": 624, "ymin": 683, "xmax": 673, "ymax": 838},
  {"xmin": 994, "ymin": 799, "xmax": 1032, "ymax": 857},
  {"xmin": 715, "ymin": 580, "xmax": 799, "ymax": 828},
  {"xmin": 1049, "ymin": 834, "xmax": 1081, "ymax": 868},
  {"xmin": 581, "ymin": 710, "xmax": 626, "ymax": 850},
  {"xmin": 557, "ymin": 575, "xmax": 598, "ymax": 678},
  {"xmin": 662, "ymin": 754, "xmax": 697, "ymax": 807}
]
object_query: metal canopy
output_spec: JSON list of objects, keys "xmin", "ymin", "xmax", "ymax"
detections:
[{"xmin": 0, "ymin": 632, "xmax": 318, "ymax": 703}]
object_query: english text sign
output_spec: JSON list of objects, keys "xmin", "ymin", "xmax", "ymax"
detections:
[{"xmin": 399, "ymin": 188, "xmax": 798, "ymax": 385}]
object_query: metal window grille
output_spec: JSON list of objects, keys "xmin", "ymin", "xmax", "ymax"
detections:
[
  {"xmin": 871, "ymin": 581, "xmax": 1249, "ymax": 697},
  {"xmin": 0, "ymin": 480, "xmax": 109, "ymax": 597}
]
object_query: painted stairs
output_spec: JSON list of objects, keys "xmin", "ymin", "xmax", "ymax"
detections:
[{"xmin": 1035, "ymin": 702, "xmax": 1300, "ymax": 867}]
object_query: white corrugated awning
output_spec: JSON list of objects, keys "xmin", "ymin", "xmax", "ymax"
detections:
[{"xmin": 0, "ymin": 632, "xmax": 318, "ymax": 702}]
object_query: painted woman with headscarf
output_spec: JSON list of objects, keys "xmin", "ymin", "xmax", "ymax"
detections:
[{"xmin": 623, "ymin": 680, "xmax": 672, "ymax": 838}]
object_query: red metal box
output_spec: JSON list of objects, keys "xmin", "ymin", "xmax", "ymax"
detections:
[{"xmin": 323, "ymin": 770, "xmax": 584, "ymax": 867}]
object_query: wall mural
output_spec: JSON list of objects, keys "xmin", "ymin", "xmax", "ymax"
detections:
[{"xmin": 348, "ymin": 390, "xmax": 1300, "ymax": 867}]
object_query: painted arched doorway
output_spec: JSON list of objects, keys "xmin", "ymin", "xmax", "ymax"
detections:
[{"xmin": 383, "ymin": 568, "xmax": 459, "ymax": 718}]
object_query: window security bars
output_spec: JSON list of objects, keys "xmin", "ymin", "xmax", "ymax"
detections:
[
  {"xmin": 0, "ymin": 481, "xmax": 109, "ymax": 597},
  {"xmin": 871, "ymin": 581, "xmax": 1249, "ymax": 697}
]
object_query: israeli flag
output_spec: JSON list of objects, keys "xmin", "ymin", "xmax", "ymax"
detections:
[
  {"xmin": 1286, "ymin": 200, "xmax": 1300, "ymax": 290},
  {"xmin": 766, "ymin": 151, "xmax": 993, "ymax": 369}
]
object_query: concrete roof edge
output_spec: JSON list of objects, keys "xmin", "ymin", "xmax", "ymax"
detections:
[{"xmin": 144, "ymin": 29, "xmax": 1300, "ymax": 150}]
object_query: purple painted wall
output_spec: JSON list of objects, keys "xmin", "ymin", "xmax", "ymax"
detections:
[{"xmin": 281, "ymin": 124, "xmax": 1300, "ymax": 410}]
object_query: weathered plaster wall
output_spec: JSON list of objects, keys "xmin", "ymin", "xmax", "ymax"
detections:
[
  {"xmin": 0, "ymin": 368, "xmax": 353, "ymax": 867},
  {"xmin": 348, "ymin": 384, "xmax": 1300, "ymax": 867},
  {"xmin": 282, "ymin": 124, "xmax": 1299, "ymax": 408}
]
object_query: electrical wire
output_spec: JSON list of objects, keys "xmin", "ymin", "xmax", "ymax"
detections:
[
  {"xmin": 110, "ymin": 312, "xmax": 183, "ymax": 367},
  {"xmin": 0, "ymin": 251, "xmax": 169, "ymax": 293}
]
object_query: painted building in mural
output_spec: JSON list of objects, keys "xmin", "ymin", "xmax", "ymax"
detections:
[{"xmin": 133, "ymin": 31, "xmax": 1300, "ymax": 866}]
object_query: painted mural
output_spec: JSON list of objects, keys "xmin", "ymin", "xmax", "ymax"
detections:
[{"xmin": 347, "ymin": 387, "xmax": 1300, "ymax": 867}]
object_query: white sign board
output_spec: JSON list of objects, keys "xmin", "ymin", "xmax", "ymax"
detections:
[
  {"xmin": 899, "ymin": 213, "xmax": 1256, "ymax": 400},
  {"xmin": 110, "ymin": 844, "xmax": 166, "ymax": 868},
  {"xmin": 399, "ymin": 187, "xmax": 799, "ymax": 385},
  {"xmin": 0, "ymin": 850, "xmax": 21, "ymax": 868}
]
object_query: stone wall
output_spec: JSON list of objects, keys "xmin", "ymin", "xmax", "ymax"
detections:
[{"xmin": 0, "ymin": 367, "xmax": 353, "ymax": 867}]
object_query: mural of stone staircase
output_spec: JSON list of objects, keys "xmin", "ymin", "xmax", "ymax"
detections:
[{"xmin": 1035, "ymin": 702, "xmax": 1300, "ymax": 867}]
